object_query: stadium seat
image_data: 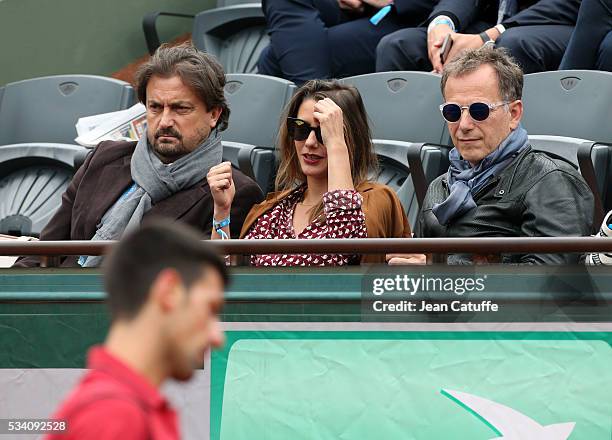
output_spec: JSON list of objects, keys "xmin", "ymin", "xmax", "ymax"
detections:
[
  {"xmin": 527, "ymin": 135, "xmax": 596, "ymax": 167},
  {"xmin": 0, "ymin": 75, "xmax": 135, "ymax": 146},
  {"xmin": 406, "ymin": 142, "xmax": 452, "ymax": 209},
  {"xmin": 73, "ymin": 148, "xmax": 92, "ymax": 171},
  {"xmin": 0, "ymin": 143, "xmax": 86, "ymax": 237},
  {"xmin": 224, "ymin": 74, "xmax": 296, "ymax": 149},
  {"xmin": 522, "ymin": 70, "xmax": 612, "ymax": 142},
  {"xmin": 192, "ymin": 4, "xmax": 268, "ymax": 74},
  {"xmin": 578, "ymin": 141, "xmax": 612, "ymax": 228},
  {"xmin": 142, "ymin": 11, "xmax": 196, "ymax": 55},
  {"xmin": 222, "ymin": 141, "xmax": 276, "ymax": 193},
  {"xmin": 0, "ymin": 75, "xmax": 134, "ymax": 237},
  {"xmin": 372, "ymin": 140, "xmax": 418, "ymax": 228},
  {"xmin": 526, "ymin": 136, "xmax": 608, "ymax": 226},
  {"xmin": 340, "ymin": 72, "xmax": 447, "ymax": 144},
  {"xmin": 143, "ymin": 4, "xmax": 266, "ymax": 74}
]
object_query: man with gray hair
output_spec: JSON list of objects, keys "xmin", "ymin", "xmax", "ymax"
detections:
[
  {"xmin": 15, "ymin": 44, "xmax": 263, "ymax": 267},
  {"xmin": 394, "ymin": 48, "xmax": 593, "ymax": 265}
]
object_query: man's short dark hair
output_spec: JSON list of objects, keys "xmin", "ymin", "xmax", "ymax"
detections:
[
  {"xmin": 135, "ymin": 43, "xmax": 230, "ymax": 131},
  {"xmin": 103, "ymin": 220, "xmax": 228, "ymax": 321}
]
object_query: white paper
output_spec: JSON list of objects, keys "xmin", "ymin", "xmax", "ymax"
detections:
[{"xmin": 74, "ymin": 103, "xmax": 147, "ymax": 147}]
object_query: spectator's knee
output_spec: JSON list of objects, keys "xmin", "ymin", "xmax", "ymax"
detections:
[
  {"xmin": 496, "ymin": 30, "xmax": 528, "ymax": 57},
  {"xmin": 495, "ymin": 30, "xmax": 536, "ymax": 72},
  {"xmin": 376, "ymin": 30, "xmax": 421, "ymax": 72},
  {"xmin": 376, "ymin": 33, "xmax": 397, "ymax": 71},
  {"xmin": 262, "ymin": 0, "xmax": 312, "ymax": 14},
  {"xmin": 257, "ymin": 45, "xmax": 280, "ymax": 77},
  {"xmin": 597, "ymin": 31, "xmax": 612, "ymax": 71}
]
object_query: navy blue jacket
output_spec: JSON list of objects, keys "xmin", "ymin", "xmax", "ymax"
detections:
[
  {"xmin": 393, "ymin": 0, "xmax": 440, "ymax": 18},
  {"xmin": 429, "ymin": 0, "xmax": 581, "ymax": 31}
]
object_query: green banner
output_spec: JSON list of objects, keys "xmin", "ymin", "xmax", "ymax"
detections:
[
  {"xmin": 2, "ymin": 268, "xmax": 612, "ymax": 439},
  {"xmin": 211, "ymin": 328, "xmax": 612, "ymax": 439}
]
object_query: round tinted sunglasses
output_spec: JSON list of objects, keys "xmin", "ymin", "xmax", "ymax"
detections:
[
  {"xmin": 287, "ymin": 117, "xmax": 324, "ymax": 144},
  {"xmin": 439, "ymin": 102, "xmax": 509, "ymax": 123}
]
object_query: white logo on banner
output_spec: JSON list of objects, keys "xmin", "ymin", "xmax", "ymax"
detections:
[{"xmin": 442, "ymin": 389, "xmax": 575, "ymax": 439}]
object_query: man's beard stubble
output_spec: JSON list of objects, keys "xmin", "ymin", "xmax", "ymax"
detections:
[{"xmin": 150, "ymin": 126, "xmax": 209, "ymax": 163}]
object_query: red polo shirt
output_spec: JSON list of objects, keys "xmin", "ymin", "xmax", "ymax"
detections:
[{"xmin": 46, "ymin": 346, "xmax": 179, "ymax": 440}]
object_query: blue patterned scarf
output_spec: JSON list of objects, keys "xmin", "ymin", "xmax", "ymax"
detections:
[{"xmin": 432, "ymin": 126, "xmax": 529, "ymax": 226}]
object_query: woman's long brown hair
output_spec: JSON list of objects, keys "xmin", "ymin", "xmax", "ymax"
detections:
[{"xmin": 275, "ymin": 80, "xmax": 379, "ymax": 222}]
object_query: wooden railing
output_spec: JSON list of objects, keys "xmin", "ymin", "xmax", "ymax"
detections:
[{"xmin": 2, "ymin": 237, "xmax": 612, "ymax": 257}]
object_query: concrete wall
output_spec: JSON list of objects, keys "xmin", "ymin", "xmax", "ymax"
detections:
[{"xmin": 0, "ymin": 0, "xmax": 215, "ymax": 85}]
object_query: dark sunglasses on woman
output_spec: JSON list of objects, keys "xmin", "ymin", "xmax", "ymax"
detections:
[
  {"xmin": 287, "ymin": 117, "xmax": 324, "ymax": 144},
  {"xmin": 440, "ymin": 102, "xmax": 509, "ymax": 123}
]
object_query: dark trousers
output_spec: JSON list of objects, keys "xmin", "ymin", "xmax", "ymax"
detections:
[
  {"xmin": 257, "ymin": 0, "xmax": 406, "ymax": 84},
  {"xmin": 376, "ymin": 23, "xmax": 575, "ymax": 74},
  {"xmin": 559, "ymin": 0, "xmax": 612, "ymax": 71}
]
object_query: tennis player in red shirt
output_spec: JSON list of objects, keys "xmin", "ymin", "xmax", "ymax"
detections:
[{"xmin": 46, "ymin": 220, "xmax": 226, "ymax": 439}]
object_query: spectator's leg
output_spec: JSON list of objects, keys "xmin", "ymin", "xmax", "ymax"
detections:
[
  {"xmin": 559, "ymin": 0, "xmax": 612, "ymax": 70},
  {"xmin": 596, "ymin": 30, "xmax": 612, "ymax": 71},
  {"xmin": 496, "ymin": 25, "xmax": 574, "ymax": 73},
  {"xmin": 328, "ymin": 16, "xmax": 405, "ymax": 78},
  {"xmin": 375, "ymin": 27, "xmax": 429, "ymax": 72},
  {"xmin": 257, "ymin": 0, "xmax": 347, "ymax": 84},
  {"xmin": 257, "ymin": 45, "xmax": 283, "ymax": 77}
]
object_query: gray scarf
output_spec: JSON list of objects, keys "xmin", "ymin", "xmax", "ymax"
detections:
[
  {"xmin": 80, "ymin": 130, "xmax": 222, "ymax": 267},
  {"xmin": 432, "ymin": 125, "xmax": 529, "ymax": 226}
]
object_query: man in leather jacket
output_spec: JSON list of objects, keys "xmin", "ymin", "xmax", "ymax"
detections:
[{"xmin": 416, "ymin": 47, "xmax": 593, "ymax": 265}]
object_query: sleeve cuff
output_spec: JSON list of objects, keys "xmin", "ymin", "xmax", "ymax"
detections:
[
  {"xmin": 428, "ymin": 11, "xmax": 460, "ymax": 32},
  {"xmin": 323, "ymin": 189, "xmax": 363, "ymax": 211}
]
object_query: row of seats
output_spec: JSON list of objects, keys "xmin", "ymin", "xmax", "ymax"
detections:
[
  {"xmin": 0, "ymin": 73, "xmax": 295, "ymax": 149},
  {"xmin": 3, "ymin": 69, "xmax": 611, "ymax": 149},
  {"xmin": 1, "ymin": 69, "xmax": 611, "ymax": 236},
  {"xmin": 0, "ymin": 136, "xmax": 608, "ymax": 242},
  {"xmin": 0, "ymin": 75, "xmax": 137, "ymax": 236},
  {"xmin": 341, "ymin": 70, "xmax": 612, "ymax": 144},
  {"xmin": 143, "ymin": 2, "xmax": 267, "ymax": 74}
]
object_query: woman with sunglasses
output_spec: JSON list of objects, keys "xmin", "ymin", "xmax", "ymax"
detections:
[{"xmin": 207, "ymin": 79, "xmax": 415, "ymax": 266}]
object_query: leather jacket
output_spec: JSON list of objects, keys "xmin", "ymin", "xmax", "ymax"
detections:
[{"xmin": 416, "ymin": 146, "xmax": 594, "ymax": 264}]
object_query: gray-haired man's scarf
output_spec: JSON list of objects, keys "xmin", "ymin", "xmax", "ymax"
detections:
[
  {"xmin": 432, "ymin": 125, "xmax": 529, "ymax": 226},
  {"xmin": 80, "ymin": 130, "xmax": 222, "ymax": 267}
]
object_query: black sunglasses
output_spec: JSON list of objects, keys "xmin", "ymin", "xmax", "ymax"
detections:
[
  {"xmin": 287, "ymin": 117, "xmax": 324, "ymax": 144},
  {"xmin": 440, "ymin": 102, "xmax": 508, "ymax": 123}
]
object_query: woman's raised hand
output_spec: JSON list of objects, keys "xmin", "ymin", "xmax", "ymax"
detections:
[
  {"xmin": 313, "ymin": 98, "xmax": 346, "ymax": 151},
  {"xmin": 313, "ymin": 97, "xmax": 354, "ymax": 191}
]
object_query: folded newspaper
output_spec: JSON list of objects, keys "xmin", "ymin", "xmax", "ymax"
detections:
[{"xmin": 75, "ymin": 103, "xmax": 147, "ymax": 147}]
